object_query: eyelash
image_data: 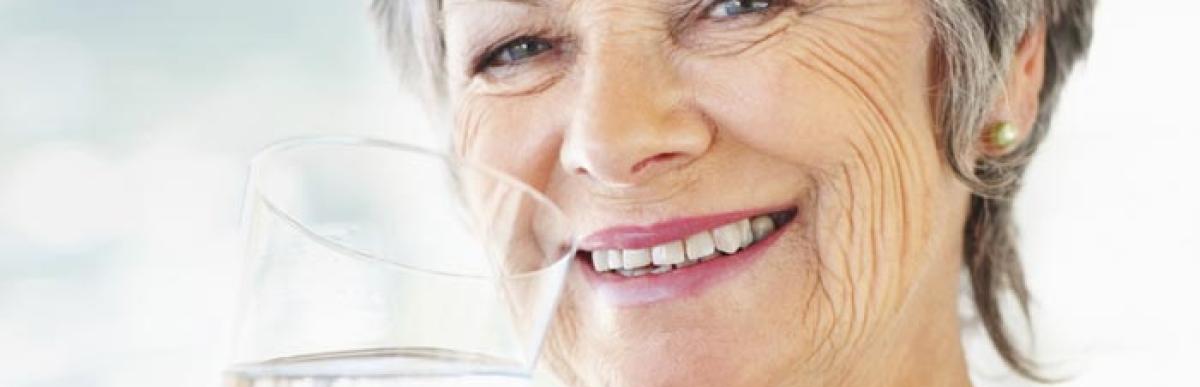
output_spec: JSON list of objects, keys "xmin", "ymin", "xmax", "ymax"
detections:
[
  {"xmin": 707, "ymin": 0, "xmax": 780, "ymax": 19},
  {"xmin": 473, "ymin": 0, "xmax": 788, "ymax": 74},
  {"xmin": 474, "ymin": 34, "xmax": 555, "ymax": 73}
]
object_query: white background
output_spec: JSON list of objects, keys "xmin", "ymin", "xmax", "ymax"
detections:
[{"xmin": 1, "ymin": 1, "xmax": 1197, "ymax": 386}]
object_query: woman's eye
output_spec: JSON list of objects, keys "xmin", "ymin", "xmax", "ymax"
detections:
[
  {"xmin": 482, "ymin": 37, "xmax": 553, "ymax": 69},
  {"xmin": 706, "ymin": 0, "xmax": 777, "ymax": 19}
]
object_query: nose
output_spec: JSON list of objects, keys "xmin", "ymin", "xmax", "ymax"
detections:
[{"xmin": 559, "ymin": 38, "xmax": 713, "ymax": 188}]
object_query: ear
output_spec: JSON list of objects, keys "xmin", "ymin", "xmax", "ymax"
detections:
[{"xmin": 981, "ymin": 23, "xmax": 1047, "ymax": 156}]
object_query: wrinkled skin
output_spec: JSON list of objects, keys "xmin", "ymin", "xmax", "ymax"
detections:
[{"xmin": 439, "ymin": 0, "xmax": 1044, "ymax": 386}]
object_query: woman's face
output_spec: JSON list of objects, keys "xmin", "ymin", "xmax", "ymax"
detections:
[{"xmin": 444, "ymin": 0, "xmax": 972, "ymax": 385}]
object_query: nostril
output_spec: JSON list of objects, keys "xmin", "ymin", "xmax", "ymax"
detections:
[{"xmin": 630, "ymin": 152, "xmax": 682, "ymax": 175}]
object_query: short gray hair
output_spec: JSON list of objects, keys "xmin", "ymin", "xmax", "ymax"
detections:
[{"xmin": 370, "ymin": 0, "xmax": 1095, "ymax": 380}]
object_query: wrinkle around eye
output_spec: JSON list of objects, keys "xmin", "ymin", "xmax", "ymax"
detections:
[
  {"xmin": 470, "ymin": 67, "xmax": 567, "ymax": 97},
  {"xmin": 467, "ymin": 35, "xmax": 573, "ymax": 96},
  {"xmin": 683, "ymin": 10, "xmax": 798, "ymax": 57}
]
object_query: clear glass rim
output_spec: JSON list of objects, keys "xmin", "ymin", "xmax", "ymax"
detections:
[{"xmin": 244, "ymin": 135, "xmax": 578, "ymax": 280}]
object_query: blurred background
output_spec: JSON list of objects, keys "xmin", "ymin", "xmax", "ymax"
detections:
[{"xmin": 0, "ymin": 1, "xmax": 1196, "ymax": 386}]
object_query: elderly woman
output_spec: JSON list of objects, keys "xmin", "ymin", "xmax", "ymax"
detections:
[{"xmin": 373, "ymin": 0, "xmax": 1094, "ymax": 385}]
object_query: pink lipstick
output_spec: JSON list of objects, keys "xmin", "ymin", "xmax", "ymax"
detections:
[{"xmin": 577, "ymin": 207, "xmax": 797, "ymax": 306}]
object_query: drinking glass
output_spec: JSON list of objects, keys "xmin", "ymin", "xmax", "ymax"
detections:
[{"xmin": 226, "ymin": 136, "xmax": 576, "ymax": 387}]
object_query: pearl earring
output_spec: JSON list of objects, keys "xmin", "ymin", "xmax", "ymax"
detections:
[{"xmin": 988, "ymin": 121, "xmax": 1019, "ymax": 150}]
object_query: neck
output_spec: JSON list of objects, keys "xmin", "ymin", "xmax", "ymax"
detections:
[
  {"xmin": 835, "ymin": 249, "xmax": 974, "ymax": 387},
  {"xmin": 849, "ymin": 262, "xmax": 973, "ymax": 387}
]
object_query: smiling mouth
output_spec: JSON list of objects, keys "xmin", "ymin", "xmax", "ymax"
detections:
[{"xmin": 580, "ymin": 208, "xmax": 798, "ymax": 278}]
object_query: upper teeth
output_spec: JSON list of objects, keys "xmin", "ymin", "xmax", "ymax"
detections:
[{"xmin": 589, "ymin": 214, "xmax": 778, "ymax": 277}]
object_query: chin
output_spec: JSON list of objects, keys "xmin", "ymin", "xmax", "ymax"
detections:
[{"xmin": 547, "ymin": 200, "xmax": 819, "ymax": 387}]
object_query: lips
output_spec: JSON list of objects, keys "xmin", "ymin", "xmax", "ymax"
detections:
[
  {"xmin": 579, "ymin": 207, "xmax": 790, "ymax": 251},
  {"xmin": 576, "ymin": 206, "xmax": 798, "ymax": 306}
]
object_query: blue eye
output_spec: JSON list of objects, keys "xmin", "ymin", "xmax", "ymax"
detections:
[
  {"xmin": 484, "ymin": 37, "xmax": 553, "ymax": 68},
  {"xmin": 707, "ymin": 0, "xmax": 775, "ymax": 19}
]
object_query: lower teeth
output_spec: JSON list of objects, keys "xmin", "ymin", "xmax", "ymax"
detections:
[
  {"xmin": 616, "ymin": 253, "xmax": 719, "ymax": 277},
  {"xmin": 618, "ymin": 267, "xmax": 653, "ymax": 277}
]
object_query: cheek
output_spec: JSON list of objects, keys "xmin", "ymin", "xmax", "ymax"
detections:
[
  {"xmin": 684, "ymin": 20, "xmax": 935, "ymax": 172},
  {"xmin": 454, "ymin": 91, "xmax": 569, "ymax": 193},
  {"xmin": 686, "ymin": 56, "xmax": 846, "ymax": 169},
  {"xmin": 685, "ymin": 16, "xmax": 947, "ymax": 347}
]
